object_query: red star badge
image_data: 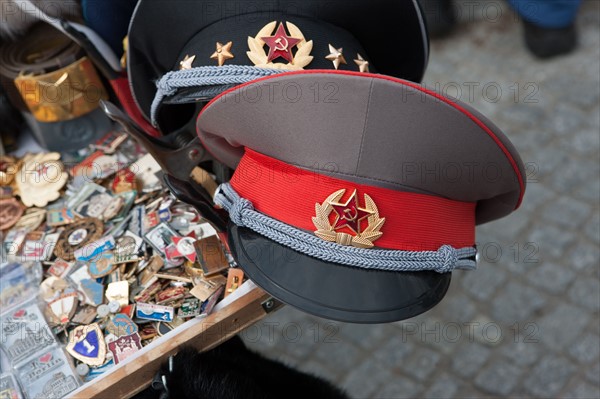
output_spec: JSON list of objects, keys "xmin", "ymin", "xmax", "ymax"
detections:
[
  {"xmin": 261, "ymin": 22, "xmax": 301, "ymax": 63},
  {"xmin": 330, "ymin": 190, "xmax": 374, "ymax": 234},
  {"xmin": 166, "ymin": 232, "xmax": 197, "ymax": 263},
  {"xmin": 74, "ymin": 329, "xmax": 84, "ymax": 340}
]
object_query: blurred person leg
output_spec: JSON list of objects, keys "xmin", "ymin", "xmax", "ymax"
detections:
[
  {"xmin": 81, "ymin": 0, "xmax": 138, "ymax": 58},
  {"xmin": 508, "ymin": 0, "xmax": 583, "ymax": 58}
]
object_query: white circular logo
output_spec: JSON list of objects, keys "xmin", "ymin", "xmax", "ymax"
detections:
[
  {"xmin": 176, "ymin": 237, "xmax": 195, "ymax": 256},
  {"xmin": 68, "ymin": 228, "xmax": 88, "ymax": 245}
]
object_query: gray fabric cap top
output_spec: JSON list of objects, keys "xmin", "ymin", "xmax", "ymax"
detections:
[{"xmin": 197, "ymin": 71, "xmax": 526, "ymax": 225}]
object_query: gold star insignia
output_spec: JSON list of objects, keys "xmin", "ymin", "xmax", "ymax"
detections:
[
  {"xmin": 330, "ymin": 190, "xmax": 374, "ymax": 234},
  {"xmin": 211, "ymin": 41, "xmax": 234, "ymax": 66},
  {"xmin": 325, "ymin": 44, "xmax": 347, "ymax": 70},
  {"xmin": 354, "ymin": 53, "xmax": 369, "ymax": 73},
  {"xmin": 179, "ymin": 54, "xmax": 196, "ymax": 70}
]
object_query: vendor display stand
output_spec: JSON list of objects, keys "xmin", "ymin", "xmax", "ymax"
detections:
[{"xmin": 71, "ymin": 284, "xmax": 280, "ymax": 398}]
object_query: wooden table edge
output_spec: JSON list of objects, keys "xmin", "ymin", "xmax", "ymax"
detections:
[{"xmin": 68, "ymin": 286, "xmax": 274, "ymax": 398}]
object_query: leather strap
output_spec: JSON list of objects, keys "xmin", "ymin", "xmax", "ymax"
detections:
[{"xmin": 0, "ymin": 23, "xmax": 82, "ymax": 112}]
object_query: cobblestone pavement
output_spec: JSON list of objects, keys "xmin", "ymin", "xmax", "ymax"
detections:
[{"xmin": 241, "ymin": 1, "xmax": 600, "ymax": 398}]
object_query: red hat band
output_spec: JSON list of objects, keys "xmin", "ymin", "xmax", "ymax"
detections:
[{"xmin": 230, "ymin": 149, "xmax": 476, "ymax": 252}]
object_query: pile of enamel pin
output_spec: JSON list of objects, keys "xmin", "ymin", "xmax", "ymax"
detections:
[{"xmin": 0, "ymin": 131, "xmax": 243, "ymax": 398}]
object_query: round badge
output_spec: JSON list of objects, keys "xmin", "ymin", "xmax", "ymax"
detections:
[
  {"xmin": 176, "ymin": 237, "xmax": 195, "ymax": 256},
  {"xmin": 68, "ymin": 228, "xmax": 88, "ymax": 245},
  {"xmin": 0, "ymin": 198, "xmax": 25, "ymax": 230},
  {"xmin": 54, "ymin": 218, "xmax": 103, "ymax": 261},
  {"xmin": 76, "ymin": 363, "xmax": 90, "ymax": 376},
  {"xmin": 97, "ymin": 304, "xmax": 110, "ymax": 318},
  {"xmin": 108, "ymin": 300, "xmax": 121, "ymax": 314}
]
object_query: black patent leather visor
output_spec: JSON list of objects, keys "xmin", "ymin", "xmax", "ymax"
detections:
[{"xmin": 228, "ymin": 224, "xmax": 451, "ymax": 324}]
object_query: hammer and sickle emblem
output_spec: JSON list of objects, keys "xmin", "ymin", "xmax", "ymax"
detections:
[
  {"xmin": 341, "ymin": 207, "xmax": 358, "ymax": 222},
  {"xmin": 274, "ymin": 37, "xmax": 289, "ymax": 52}
]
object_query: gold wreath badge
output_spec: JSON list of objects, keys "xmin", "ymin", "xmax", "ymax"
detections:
[
  {"xmin": 312, "ymin": 189, "xmax": 385, "ymax": 249},
  {"xmin": 247, "ymin": 21, "xmax": 313, "ymax": 70}
]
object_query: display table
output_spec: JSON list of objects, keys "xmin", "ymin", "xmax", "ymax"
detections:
[{"xmin": 69, "ymin": 283, "xmax": 280, "ymax": 398}]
